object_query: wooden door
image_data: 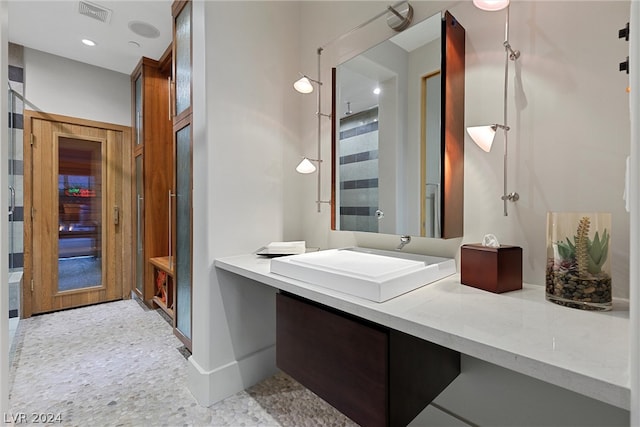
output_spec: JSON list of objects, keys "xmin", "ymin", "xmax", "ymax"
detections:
[{"xmin": 23, "ymin": 111, "xmax": 132, "ymax": 316}]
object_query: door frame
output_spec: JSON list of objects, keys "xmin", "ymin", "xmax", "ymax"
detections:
[{"xmin": 22, "ymin": 110, "xmax": 133, "ymax": 317}]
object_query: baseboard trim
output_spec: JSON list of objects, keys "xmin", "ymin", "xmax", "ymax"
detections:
[{"xmin": 187, "ymin": 344, "xmax": 277, "ymax": 407}]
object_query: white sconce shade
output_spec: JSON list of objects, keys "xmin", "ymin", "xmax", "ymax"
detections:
[
  {"xmin": 296, "ymin": 158, "xmax": 317, "ymax": 174},
  {"xmin": 467, "ymin": 125, "xmax": 496, "ymax": 152},
  {"xmin": 472, "ymin": 0, "xmax": 509, "ymax": 11},
  {"xmin": 294, "ymin": 76, "xmax": 314, "ymax": 94}
]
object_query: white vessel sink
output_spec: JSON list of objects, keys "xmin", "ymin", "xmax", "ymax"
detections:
[{"xmin": 270, "ymin": 247, "xmax": 456, "ymax": 302}]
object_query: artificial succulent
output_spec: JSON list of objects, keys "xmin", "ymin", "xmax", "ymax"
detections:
[{"xmin": 554, "ymin": 216, "xmax": 609, "ymax": 276}]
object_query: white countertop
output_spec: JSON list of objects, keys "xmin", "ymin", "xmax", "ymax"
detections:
[{"xmin": 214, "ymin": 253, "xmax": 630, "ymax": 410}]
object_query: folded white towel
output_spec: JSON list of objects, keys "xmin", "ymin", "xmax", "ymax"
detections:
[{"xmin": 266, "ymin": 241, "xmax": 306, "ymax": 255}]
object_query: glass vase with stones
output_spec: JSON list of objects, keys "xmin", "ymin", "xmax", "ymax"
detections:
[{"xmin": 546, "ymin": 212, "xmax": 612, "ymax": 311}]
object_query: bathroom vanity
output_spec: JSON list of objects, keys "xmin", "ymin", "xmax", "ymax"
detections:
[
  {"xmin": 214, "ymin": 253, "xmax": 630, "ymax": 417},
  {"xmin": 277, "ymin": 292, "xmax": 459, "ymax": 427}
]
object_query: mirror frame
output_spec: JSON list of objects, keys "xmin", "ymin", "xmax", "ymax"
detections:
[{"xmin": 330, "ymin": 11, "xmax": 465, "ymax": 239}]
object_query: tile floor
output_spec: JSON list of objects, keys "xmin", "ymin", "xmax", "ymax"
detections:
[
  {"xmin": 8, "ymin": 298, "xmax": 458, "ymax": 426},
  {"xmin": 8, "ymin": 299, "xmax": 359, "ymax": 427}
]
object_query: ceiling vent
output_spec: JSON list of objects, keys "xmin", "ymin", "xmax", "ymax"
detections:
[{"xmin": 78, "ymin": 1, "xmax": 112, "ymax": 24}]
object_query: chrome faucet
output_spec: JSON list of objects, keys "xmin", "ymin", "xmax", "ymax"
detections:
[{"xmin": 397, "ymin": 235, "xmax": 411, "ymax": 250}]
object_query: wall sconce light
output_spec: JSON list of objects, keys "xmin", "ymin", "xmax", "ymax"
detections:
[
  {"xmin": 294, "ymin": 48, "xmax": 331, "ymax": 212},
  {"xmin": 467, "ymin": 124, "xmax": 509, "ymax": 153},
  {"xmin": 293, "ymin": 76, "xmax": 316, "ymax": 94},
  {"xmin": 295, "ymin": 157, "xmax": 319, "ymax": 174},
  {"xmin": 467, "ymin": 0, "xmax": 520, "ymax": 216}
]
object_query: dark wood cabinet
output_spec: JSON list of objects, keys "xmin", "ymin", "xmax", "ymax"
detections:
[{"xmin": 276, "ymin": 292, "xmax": 460, "ymax": 427}]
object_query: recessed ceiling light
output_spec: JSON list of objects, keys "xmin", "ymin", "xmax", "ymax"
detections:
[
  {"xmin": 82, "ymin": 39, "xmax": 96, "ymax": 47},
  {"xmin": 128, "ymin": 41, "xmax": 141, "ymax": 48},
  {"xmin": 373, "ymin": 87, "xmax": 381, "ymax": 95}
]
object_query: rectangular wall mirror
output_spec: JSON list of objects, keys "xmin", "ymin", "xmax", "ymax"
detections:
[{"xmin": 331, "ymin": 10, "xmax": 465, "ymax": 239}]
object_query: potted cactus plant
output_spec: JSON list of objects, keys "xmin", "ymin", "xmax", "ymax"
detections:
[{"xmin": 546, "ymin": 213, "xmax": 612, "ymax": 311}]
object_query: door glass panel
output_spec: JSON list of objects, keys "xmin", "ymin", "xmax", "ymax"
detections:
[
  {"xmin": 175, "ymin": 124, "xmax": 191, "ymax": 339},
  {"xmin": 58, "ymin": 137, "xmax": 102, "ymax": 291},
  {"xmin": 175, "ymin": 1, "xmax": 191, "ymax": 116},
  {"xmin": 135, "ymin": 155, "xmax": 144, "ymax": 293},
  {"xmin": 135, "ymin": 75, "xmax": 142, "ymax": 145}
]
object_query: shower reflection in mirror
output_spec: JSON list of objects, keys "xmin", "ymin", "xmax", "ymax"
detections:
[{"xmin": 334, "ymin": 12, "xmax": 447, "ymax": 237}]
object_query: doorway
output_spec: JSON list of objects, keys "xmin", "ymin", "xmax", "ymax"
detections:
[{"xmin": 23, "ymin": 111, "xmax": 132, "ymax": 317}]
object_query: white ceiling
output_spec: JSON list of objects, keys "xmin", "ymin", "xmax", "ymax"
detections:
[{"xmin": 8, "ymin": 0, "xmax": 173, "ymax": 75}]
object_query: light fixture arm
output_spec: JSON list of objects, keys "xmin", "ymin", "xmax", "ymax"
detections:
[
  {"xmin": 314, "ymin": 47, "xmax": 331, "ymax": 212},
  {"xmin": 502, "ymin": 5, "xmax": 520, "ymax": 61},
  {"xmin": 316, "ymin": 1, "xmax": 411, "ymax": 50},
  {"xmin": 500, "ymin": 4, "xmax": 519, "ymax": 216},
  {"xmin": 300, "ymin": 75, "xmax": 322, "ymax": 86},
  {"xmin": 387, "ymin": 5, "xmax": 405, "ymax": 20},
  {"xmin": 504, "ymin": 41, "xmax": 520, "ymax": 61}
]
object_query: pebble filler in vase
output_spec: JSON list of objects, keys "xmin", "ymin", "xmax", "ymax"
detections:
[{"xmin": 546, "ymin": 212, "xmax": 612, "ymax": 311}]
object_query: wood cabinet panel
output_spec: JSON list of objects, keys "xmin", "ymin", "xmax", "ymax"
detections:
[
  {"xmin": 442, "ymin": 10, "xmax": 465, "ymax": 238},
  {"xmin": 277, "ymin": 293, "xmax": 388, "ymax": 427},
  {"xmin": 276, "ymin": 292, "xmax": 460, "ymax": 427}
]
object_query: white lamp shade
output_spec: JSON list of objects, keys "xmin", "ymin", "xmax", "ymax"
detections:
[
  {"xmin": 472, "ymin": 0, "xmax": 509, "ymax": 11},
  {"xmin": 294, "ymin": 77, "xmax": 314, "ymax": 94},
  {"xmin": 296, "ymin": 158, "xmax": 317, "ymax": 174},
  {"xmin": 467, "ymin": 125, "xmax": 496, "ymax": 152}
]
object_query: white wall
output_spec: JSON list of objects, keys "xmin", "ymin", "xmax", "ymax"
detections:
[
  {"xmin": 292, "ymin": 1, "xmax": 631, "ymax": 425},
  {"xmin": 23, "ymin": 48, "xmax": 130, "ymax": 126},
  {"xmin": 295, "ymin": 1, "xmax": 631, "ymax": 298},
  {"xmin": 463, "ymin": 0, "xmax": 630, "ymax": 298},
  {"xmin": 188, "ymin": 0, "xmax": 300, "ymax": 406}
]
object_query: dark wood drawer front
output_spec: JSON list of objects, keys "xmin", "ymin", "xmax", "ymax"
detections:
[
  {"xmin": 276, "ymin": 293, "xmax": 389, "ymax": 427},
  {"xmin": 389, "ymin": 330, "xmax": 460, "ymax": 427}
]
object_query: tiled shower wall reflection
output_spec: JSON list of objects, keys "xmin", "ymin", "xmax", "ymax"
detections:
[
  {"xmin": 8, "ymin": 42, "xmax": 24, "ymax": 271},
  {"xmin": 338, "ymin": 108, "xmax": 379, "ymax": 233}
]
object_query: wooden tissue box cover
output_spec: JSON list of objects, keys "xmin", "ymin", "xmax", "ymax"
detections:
[{"xmin": 460, "ymin": 244, "xmax": 522, "ymax": 293}]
